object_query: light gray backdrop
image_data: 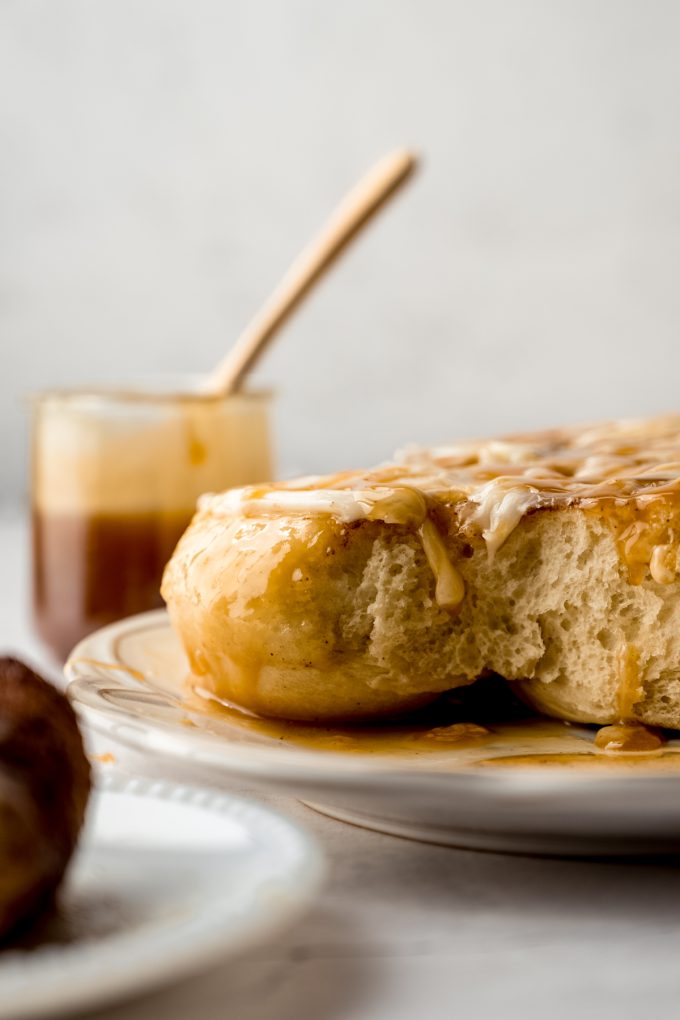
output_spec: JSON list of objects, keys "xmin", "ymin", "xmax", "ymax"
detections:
[{"xmin": 2, "ymin": 0, "xmax": 680, "ymax": 503}]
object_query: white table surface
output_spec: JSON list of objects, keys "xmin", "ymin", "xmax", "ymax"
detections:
[{"xmin": 3, "ymin": 508, "xmax": 680, "ymax": 1020}]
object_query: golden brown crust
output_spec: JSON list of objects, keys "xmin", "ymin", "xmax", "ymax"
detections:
[{"xmin": 163, "ymin": 415, "xmax": 680, "ymax": 725}]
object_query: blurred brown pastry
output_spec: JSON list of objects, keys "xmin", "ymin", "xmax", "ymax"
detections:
[
  {"xmin": 0, "ymin": 657, "xmax": 91, "ymax": 940},
  {"xmin": 163, "ymin": 414, "xmax": 680, "ymax": 727}
]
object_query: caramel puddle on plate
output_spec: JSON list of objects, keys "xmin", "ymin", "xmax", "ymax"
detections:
[
  {"xmin": 185, "ymin": 682, "xmax": 498, "ymax": 755},
  {"xmin": 76, "ymin": 663, "xmax": 680, "ymax": 771},
  {"xmin": 475, "ymin": 753, "xmax": 680, "ymax": 772},
  {"xmin": 182, "ymin": 675, "xmax": 680, "ymax": 770}
]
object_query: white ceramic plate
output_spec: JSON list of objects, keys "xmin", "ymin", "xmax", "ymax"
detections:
[
  {"xmin": 66, "ymin": 610, "xmax": 680, "ymax": 856},
  {"xmin": 0, "ymin": 774, "xmax": 322, "ymax": 1020}
]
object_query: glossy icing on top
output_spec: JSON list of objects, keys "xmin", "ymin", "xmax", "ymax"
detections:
[
  {"xmin": 199, "ymin": 414, "xmax": 680, "ymax": 611},
  {"xmin": 203, "ymin": 415, "xmax": 680, "ymax": 533}
]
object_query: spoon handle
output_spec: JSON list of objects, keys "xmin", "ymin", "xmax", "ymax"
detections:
[{"xmin": 209, "ymin": 148, "xmax": 418, "ymax": 395}]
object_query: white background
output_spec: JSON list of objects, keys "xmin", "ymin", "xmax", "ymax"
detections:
[{"xmin": 2, "ymin": 0, "xmax": 680, "ymax": 502}]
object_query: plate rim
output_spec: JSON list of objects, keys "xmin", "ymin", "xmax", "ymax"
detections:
[
  {"xmin": 0, "ymin": 772, "xmax": 324, "ymax": 1020},
  {"xmin": 65, "ymin": 610, "xmax": 680, "ymax": 801}
]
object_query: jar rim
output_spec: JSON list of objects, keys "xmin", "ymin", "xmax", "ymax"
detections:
[{"xmin": 29, "ymin": 379, "xmax": 273, "ymax": 407}]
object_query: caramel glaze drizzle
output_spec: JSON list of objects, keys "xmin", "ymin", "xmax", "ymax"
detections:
[
  {"xmin": 200, "ymin": 414, "xmax": 680, "ymax": 615},
  {"xmin": 203, "ymin": 483, "xmax": 467, "ymax": 614}
]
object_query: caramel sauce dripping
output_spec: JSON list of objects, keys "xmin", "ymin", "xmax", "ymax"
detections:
[
  {"xmin": 418, "ymin": 517, "xmax": 465, "ymax": 613},
  {"xmin": 593, "ymin": 644, "xmax": 665, "ymax": 757},
  {"xmin": 202, "ymin": 483, "xmax": 466, "ymax": 614},
  {"xmin": 603, "ymin": 502, "xmax": 679, "ymax": 586},
  {"xmin": 615, "ymin": 644, "xmax": 643, "ymax": 722}
]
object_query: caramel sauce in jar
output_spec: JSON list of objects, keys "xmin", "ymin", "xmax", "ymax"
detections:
[
  {"xmin": 31, "ymin": 386, "xmax": 272, "ymax": 660},
  {"xmin": 33, "ymin": 509, "xmax": 192, "ymax": 661}
]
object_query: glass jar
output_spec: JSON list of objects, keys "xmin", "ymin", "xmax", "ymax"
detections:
[{"xmin": 31, "ymin": 381, "xmax": 273, "ymax": 661}]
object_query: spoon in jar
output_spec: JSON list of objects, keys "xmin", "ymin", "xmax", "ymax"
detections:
[{"xmin": 206, "ymin": 148, "xmax": 418, "ymax": 395}]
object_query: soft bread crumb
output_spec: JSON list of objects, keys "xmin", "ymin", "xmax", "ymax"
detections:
[{"xmin": 163, "ymin": 504, "xmax": 680, "ymax": 725}]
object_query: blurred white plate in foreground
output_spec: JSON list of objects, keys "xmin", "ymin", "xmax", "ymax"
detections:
[
  {"xmin": 66, "ymin": 611, "xmax": 680, "ymax": 856},
  {"xmin": 0, "ymin": 775, "xmax": 322, "ymax": 1020}
]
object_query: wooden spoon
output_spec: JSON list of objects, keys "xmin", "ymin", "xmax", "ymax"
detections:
[{"xmin": 207, "ymin": 148, "xmax": 418, "ymax": 395}]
